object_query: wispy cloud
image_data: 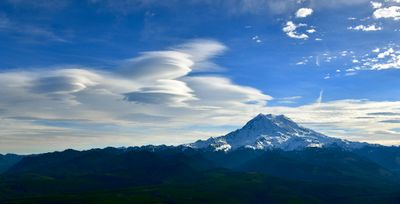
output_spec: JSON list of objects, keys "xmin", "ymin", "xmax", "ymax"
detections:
[
  {"xmin": 274, "ymin": 96, "xmax": 302, "ymax": 104},
  {"xmin": 0, "ymin": 14, "xmax": 66, "ymax": 42},
  {"xmin": 316, "ymin": 90, "xmax": 323, "ymax": 104}
]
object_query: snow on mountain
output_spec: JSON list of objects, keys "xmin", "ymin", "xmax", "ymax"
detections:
[{"xmin": 186, "ymin": 114, "xmax": 368, "ymax": 151}]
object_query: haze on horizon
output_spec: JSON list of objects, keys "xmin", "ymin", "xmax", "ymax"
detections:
[{"xmin": 1, "ymin": 0, "xmax": 400, "ymax": 154}]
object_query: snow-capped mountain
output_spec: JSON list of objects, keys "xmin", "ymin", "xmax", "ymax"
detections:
[{"xmin": 187, "ymin": 114, "xmax": 368, "ymax": 151}]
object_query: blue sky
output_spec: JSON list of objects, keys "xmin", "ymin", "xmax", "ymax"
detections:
[{"xmin": 1, "ymin": 0, "xmax": 400, "ymax": 153}]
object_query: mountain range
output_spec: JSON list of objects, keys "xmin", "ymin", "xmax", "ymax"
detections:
[{"xmin": 1, "ymin": 114, "xmax": 400, "ymax": 203}]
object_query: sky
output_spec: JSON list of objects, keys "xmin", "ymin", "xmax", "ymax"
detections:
[{"xmin": 1, "ymin": 0, "xmax": 400, "ymax": 153}]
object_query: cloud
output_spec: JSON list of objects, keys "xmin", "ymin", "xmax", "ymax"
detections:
[
  {"xmin": 173, "ymin": 39, "xmax": 227, "ymax": 71},
  {"xmin": 0, "ymin": 14, "xmax": 65, "ymax": 42},
  {"xmin": 371, "ymin": 1, "xmax": 383, "ymax": 9},
  {"xmin": 90, "ymin": 0, "xmax": 299, "ymax": 15},
  {"xmin": 283, "ymin": 6, "xmax": 317, "ymax": 40},
  {"xmin": 373, "ymin": 6, "xmax": 400, "ymax": 20},
  {"xmin": 90, "ymin": 0, "xmax": 371, "ymax": 16},
  {"xmin": 0, "ymin": 39, "xmax": 274, "ymax": 153},
  {"xmin": 6, "ymin": 0, "xmax": 69, "ymax": 10},
  {"xmin": 251, "ymin": 35, "xmax": 262, "ymax": 43},
  {"xmin": 377, "ymin": 48, "xmax": 395, "ymax": 58},
  {"xmin": 118, "ymin": 40, "xmax": 227, "ymax": 105},
  {"xmin": 308, "ymin": 0, "xmax": 370, "ymax": 8},
  {"xmin": 347, "ymin": 24, "xmax": 382, "ymax": 31},
  {"xmin": 30, "ymin": 69, "xmax": 101, "ymax": 95},
  {"xmin": 91, "ymin": 0, "xmax": 279, "ymax": 15},
  {"xmin": 295, "ymin": 8, "xmax": 313, "ymax": 18},
  {"xmin": 366, "ymin": 46, "xmax": 400, "ymax": 70},
  {"xmin": 266, "ymin": 99, "xmax": 400, "ymax": 145},
  {"xmin": 316, "ymin": 90, "xmax": 323, "ymax": 104},
  {"xmin": 319, "ymin": 44, "xmax": 400, "ymax": 74},
  {"xmin": 306, "ymin": 28, "xmax": 316, "ymax": 33},
  {"xmin": 368, "ymin": 112, "xmax": 400, "ymax": 116},
  {"xmin": 123, "ymin": 79, "xmax": 196, "ymax": 106},
  {"xmin": 183, "ymin": 76, "xmax": 271, "ymax": 108},
  {"xmin": 274, "ymin": 96, "xmax": 302, "ymax": 104},
  {"xmin": 282, "ymin": 21, "xmax": 309, "ymax": 39},
  {"xmin": 120, "ymin": 51, "xmax": 192, "ymax": 81},
  {"xmin": 380, "ymin": 119, "xmax": 400, "ymax": 123}
]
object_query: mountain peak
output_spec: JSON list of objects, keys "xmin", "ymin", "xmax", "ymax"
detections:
[
  {"xmin": 187, "ymin": 113, "xmax": 365, "ymax": 151},
  {"xmin": 242, "ymin": 113, "xmax": 299, "ymax": 132},
  {"xmin": 251, "ymin": 113, "xmax": 274, "ymax": 121},
  {"xmin": 249, "ymin": 113, "xmax": 292, "ymax": 122}
]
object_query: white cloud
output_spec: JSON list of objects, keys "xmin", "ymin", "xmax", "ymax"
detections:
[
  {"xmin": 283, "ymin": 21, "xmax": 297, "ymax": 33},
  {"xmin": 347, "ymin": 24, "xmax": 382, "ymax": 31},
  {"xmin": 120, "ymin": 51, "xmax": 192, "ymax": 81},
  {"xmin": 282, "ymin": 21, "xmax": 309, "ymax": 39},
  {"xmin": 174, "ymin": 39, "xmax": 227, "ymax": 71},
  {"xmin": 377, "ymin": 48, "xmax": 394, "ymax": 58},
  {"xmin": 183, "ymin": 76, "xmax": 271, "ymax": 108},
  {"xmin": 373, "ymin": 6, "xmax": 400, "ymax": 20},
  {"xmin": 266, "ymin": 99, "xmax": 400, "ymax": 145},
  {"xmin": 306, "ymin": 28, "xmax": 316, "ymax": 33},
  {"xmin": 296, "ymin": 58, "xmax": 308, "ymax": 65},
  {"xmin": 0, "ymin": 39, "xmax": 274, "ymax": 153},
  {"xmin": 275, "ymin": 96, "xmax": 302, "ymax": 104},
  {"xmin": 370, "ymin": 1, "xmax": 383, "ymax": 9},
  {"xmin": 295, "ymin": 8, "xmax": 313, "ymax": 18},
  {"xmin": 123, "ymin": 79, "xmax": 196, "ymax": 107},
  {"xmin": 251, "ymin": 35, "xmax": 262, "ymax": 43},
  {"xmin": 345, "ymin": 45, "xmax": 400, "ymax": 71},
  {"xmin": 316, "ymin": 90, "xmax": 323, "ymax": 104},
  {"xmin": 369, "ymin": 46, "xmax": 400, "ymax": 70}
]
